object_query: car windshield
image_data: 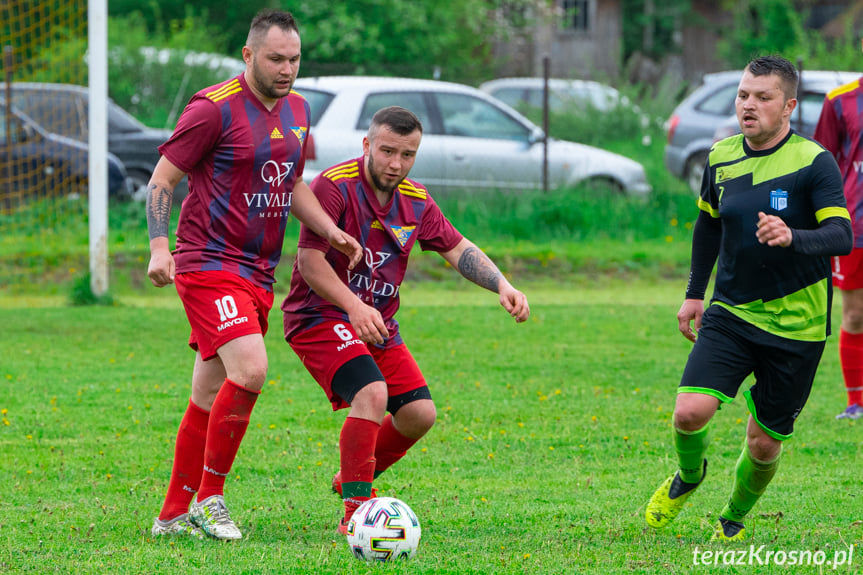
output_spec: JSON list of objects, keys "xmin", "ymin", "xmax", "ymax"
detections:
[
  {"xmin": 358, "ymin": 92, "xmax": 433, "ymax": 132},
  {"xmin": 297, "ymin": 88, "xmax": 335, "ymax": 127},
  {"xmin": 100, "ymin": 100, "xmax": 147, "ymax": 133},
  {"xmin": 435, "ymin": 92, "xmax": 531, "ymax": 141},
  {"xmin": 696, "ymin": 83, "xmax": 737, "ymax": 116}
]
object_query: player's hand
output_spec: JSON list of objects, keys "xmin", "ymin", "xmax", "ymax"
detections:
[
  {"xmin": 147, "ymin": 249, "xmax": 176, "ymax": 287},
  {"xmin": 755, "ymin": 211, "xmax": 792, "ymax": 247},
  {"xmin": 499, "ymin": 286, "xmax": 530, "ymax": 323},
  {"xmin": 346, "ymin": 301, "xmax": 389, "ymax": 344},
  {"xmin": 677, "ymin": 298, "xmax": 705, "ymax": 343},
  {"xmin": 327, "ymin": 229, "xmax": 363, "ymax": 270}
]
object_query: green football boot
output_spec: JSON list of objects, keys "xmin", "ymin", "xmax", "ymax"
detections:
[{"xmin": 645, "ymin": 459, "xmax": 707, "ymax": 528}]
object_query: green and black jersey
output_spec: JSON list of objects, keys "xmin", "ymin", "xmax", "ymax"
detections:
[{"xmin": 693, "ymin": 130, "xmax": 850, "ymax": 342}]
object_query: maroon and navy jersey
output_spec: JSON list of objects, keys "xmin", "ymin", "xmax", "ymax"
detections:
[
  {"xmin": 281, "ymin": 157, "xmax": 463, "ymax": 346},
  {"xmin": 159, "ymin": 73, "xmax": 311, "ymax": 290},
  {"xmin": 814, "ymin": 77, "xmax": 863, "ymax": 248}
]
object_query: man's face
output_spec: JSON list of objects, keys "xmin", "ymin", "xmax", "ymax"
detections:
[
  {"xmin": 735, "ymin": 70, "xmax": 796, "ymax": 150},
  {"xmin": 243, "ymin": 26, "xmax": 301, "ymax": 104},
  {"xmin": 363, "ymin": 126, "xmax": 422, "ymax": 194}
]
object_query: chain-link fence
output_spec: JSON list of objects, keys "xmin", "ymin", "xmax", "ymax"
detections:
[{"xmin": 1, "ymin": 0, "xmax": 91, "ymax": 235}]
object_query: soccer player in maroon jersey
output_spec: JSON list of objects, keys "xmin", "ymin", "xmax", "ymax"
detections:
[
  {"xmin": 281, "ymin": 106, "xmax": 531, "ymax": 535},
  {"xmin": 814, "ymin": 75, "xmax": 863, "ymax": 420},
  {"xmin": 147, "ymin": 9, "xmax": 361, "ymax": 540}
]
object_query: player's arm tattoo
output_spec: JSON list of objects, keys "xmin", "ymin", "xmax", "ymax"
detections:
[
  {"xmin": 146, "ymin": 183, "xmax": 173, "ymax": 240},
  {"xmin": 458, "ymin": 246, "xmax": 502, "ymax": 293}
]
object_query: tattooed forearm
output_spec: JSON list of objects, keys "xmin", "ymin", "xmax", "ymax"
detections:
[
  {"xmin": 458, "ymin": 246, "xmax": 502, "ymax": 292},
  {"xmin": 146, "ymin": 183, "xmax": 173, "ymax": 240}
]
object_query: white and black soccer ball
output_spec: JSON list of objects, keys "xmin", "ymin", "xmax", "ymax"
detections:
[{"xmin": 346, "ymin": 497, "xmax": 421, "ymax": 561}]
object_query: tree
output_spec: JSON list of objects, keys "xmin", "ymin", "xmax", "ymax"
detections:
[{"xmin": 716, "ymin": 0, "xmax": 804, "ymax": 68}]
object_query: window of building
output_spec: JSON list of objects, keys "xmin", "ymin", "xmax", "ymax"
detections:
[{"xmin": 562, "ymin": 0, "xmax": 590, "ymax": 31}]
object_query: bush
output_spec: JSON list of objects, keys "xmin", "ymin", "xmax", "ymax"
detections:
[{"xmin": 108, "ymin": 9, "xmax": 230, "ymax": 128}]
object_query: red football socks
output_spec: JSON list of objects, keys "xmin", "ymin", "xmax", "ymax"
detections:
[
  {"xmin": 839, "ymin": 329, "xmax": 863, "ymax": 406},
  {"xmin": 158, "ymin": 399, "xmax": 210, "ymax": 521},
  {"xmin": 373, "ymin": 414, "xmax": 420, "ymax": 477},
  {"xmin": 196, "ymin": 378, "xmax": 260, "ymax": 502},
  {"xmin": 339, "ymin": 416, "xmax": 380, "ymax": 517}
]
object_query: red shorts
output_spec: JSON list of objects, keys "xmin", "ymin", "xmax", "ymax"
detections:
[
  {"xmin": 289, "ymin": 321, "xmax": 426, "ymax": 411},
  {"xmin": 175, "ymin": 270, "xmax": 274, "ymax": 360},
  {"xmin": 832, "ymin": 248, "xmax": 863, "ymax": 290}
]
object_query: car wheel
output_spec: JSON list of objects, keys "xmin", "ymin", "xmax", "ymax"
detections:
[
  {"xmin": 127, "ymin": 169, "xmax": 152, "ymax": 202},
  {"xmin": 581, "ymin": 177, "xmax": 625, "ymax": 195},
  {"xmin": 685, "ymin": 152, "xmax": 707, "ymax": 195}
]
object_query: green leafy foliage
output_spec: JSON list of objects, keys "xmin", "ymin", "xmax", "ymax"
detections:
[
  {"xmin": 69, "ymin": 273, "xmax": 115, "ymax": 306},
  {"xmin": 716, "ymin": 0, "xmax": 805, "ymax": 68},
  {"xmin": 107, "ymin": 9, "xmax": 230, "ymax": 128}
]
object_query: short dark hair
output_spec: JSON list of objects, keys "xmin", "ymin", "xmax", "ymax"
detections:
[
  {"xmin": 246, "ymin": 9, "xmax": 299, "ymax": 47},
  {"xmin": 746, "ymin": 55, "xmax": 799, "ymax": 100},
  {"xmin": 368, "ymin": 106, "xmax": 423, "ymax": 140}
]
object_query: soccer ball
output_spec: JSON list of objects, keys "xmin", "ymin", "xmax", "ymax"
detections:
[{"xmin": 346, "ymin": 497, "xmax": 421, "ymax": 561}]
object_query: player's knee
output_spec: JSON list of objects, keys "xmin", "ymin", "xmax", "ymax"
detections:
[
  {"xmin": 352, "ymin": 380, "xmax": 389, "ymax": 414},
  {"xmin": 229, "ymin": 363, "xmax": 268, "ymax": 391},
  {"xmin": 398, "ymin": 402, "xmax": 436, "ymax": 437},
  {"xmin": 390, "ymin": 391, "xmax": 435, "ymax": 438},
  {"xmin": 673, "ymin": 393, "xmax": 716, "ymax": 431},
  {"xmin": 844, "ymin": 310, "xmax": 863, "ymax": 332},
  {"xmin": 673, "ymin": 405, "xmax": 711, "ymax": 431},
  {"xmin": 747, "ymin": 432, "xmax": 781, "ymax": 461}
]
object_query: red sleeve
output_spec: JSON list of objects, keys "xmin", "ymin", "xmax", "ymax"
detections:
[
  {"xmin": 157, "ymin": 97, "xmax": 223, "ymax": 173},
  {"xmin": 417, "ymin": 196, "xmax": 463, "ymax": 252},
  {"xmin": 813, "ymin": 95, "xmax": 842, "ymax": 157},
  {"xmin": 297, "ymin": 174, "xmax": 345, "ymax": 252}
]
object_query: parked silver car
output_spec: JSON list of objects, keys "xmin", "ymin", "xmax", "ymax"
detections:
[
  {"xmin": 664, "ymin": 69, "xmax": 859, "ymax": 193},
  {"xmin": 712, "ymin": 70, "xmax": 861, "ymax": 144},
  {"xmin": 479, "ymin": 77, "xmax": 629, "ymax": 113},
  {"xmin": 294, "ymin": 76, "xmax": 651, "ymax": 196}
]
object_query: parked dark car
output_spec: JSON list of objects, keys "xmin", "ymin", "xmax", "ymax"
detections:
[
  {"xmin": 0, "ymin": 82, "xmax": 186, "ymax": 202},
  {"xmin": 0, "ymin": 98, "xmax": 132, "ymax": 211}
]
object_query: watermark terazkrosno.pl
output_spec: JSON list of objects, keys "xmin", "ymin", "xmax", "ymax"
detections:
[{"xmin": 692, "ymin": 545, "xmax": 855, "ymax": 568}]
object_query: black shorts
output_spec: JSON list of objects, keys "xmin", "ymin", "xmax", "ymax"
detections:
[{"xmin": 679, "ymin": 305, "xmax": 825, "ymax": 440}]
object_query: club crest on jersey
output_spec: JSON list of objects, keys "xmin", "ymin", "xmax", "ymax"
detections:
[
  {"xmin": 364, "ymin": 248, "xmax": 392, "ymax": 272},
  {"xmin": 261, "ymin": 160, "xmax": 295, "ymax": 187},
  {"xmin": 391, "ymin": 225, "xmax": 415, "ymax": 247},
  {"xmin": 291, "ymin": 126, "xmax": 307, "ymax": 145},
  {"xmin": 770, "ymin": 188, "xmax": 788, "ymax": 211}
]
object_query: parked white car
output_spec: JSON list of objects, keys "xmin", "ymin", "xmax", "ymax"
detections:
[{"xmin": 294, "ymin": 76, "xmax": 651, "ymax": 196}]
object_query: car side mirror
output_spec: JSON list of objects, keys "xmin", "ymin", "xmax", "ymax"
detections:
[
  {"xmin": 528, "ymin": 127, "xmax": 546, "ymax": 146},
  {"xmin": 19, "ymin": 122, "xmax": 36, "ymax": 142}
]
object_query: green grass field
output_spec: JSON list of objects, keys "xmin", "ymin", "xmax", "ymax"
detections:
[{"xmin": 1, "ymin": 280, "xmax": 861, "ymax": 574}]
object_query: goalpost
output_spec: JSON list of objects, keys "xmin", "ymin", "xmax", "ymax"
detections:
[{"xmin": 89, "ymin": 0, "xmax": 108, "ymax": 296}]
